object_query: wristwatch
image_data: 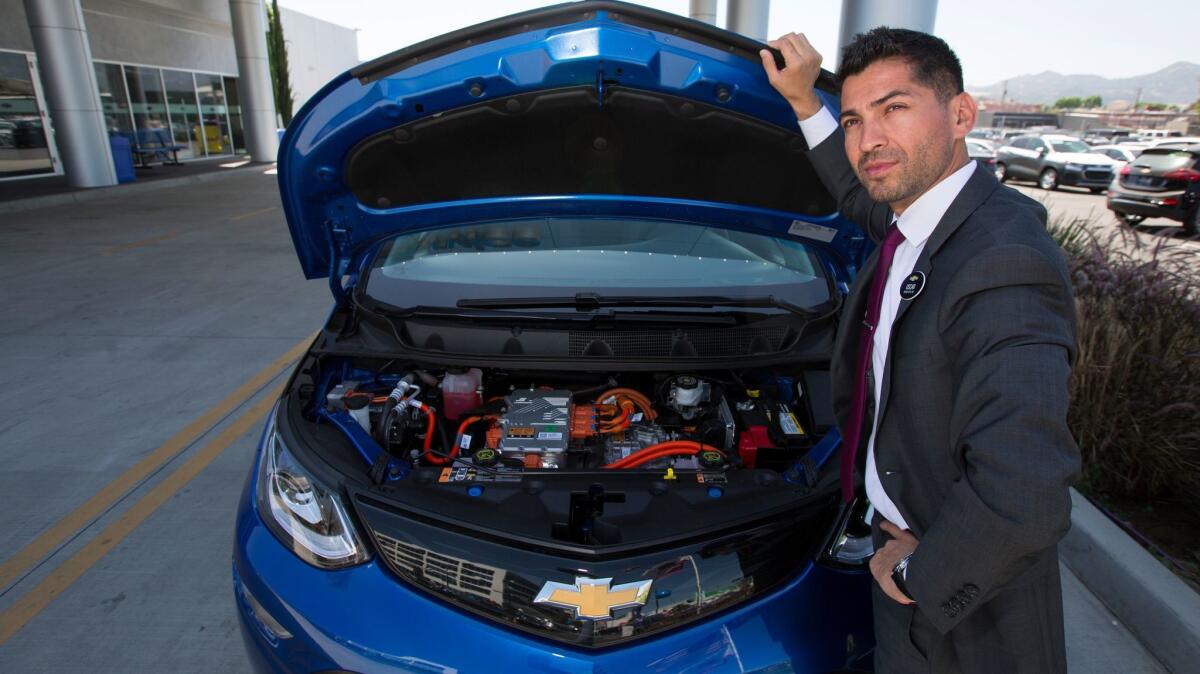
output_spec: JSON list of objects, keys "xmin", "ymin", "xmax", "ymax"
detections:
[{"xmin": 892, "ymin": 553, "xmax": 915, "ymax": 602}]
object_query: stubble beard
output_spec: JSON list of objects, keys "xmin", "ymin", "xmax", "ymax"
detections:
[{"xmin": 856, "ymin": 137, "xmax": 953, "ymax": 206}]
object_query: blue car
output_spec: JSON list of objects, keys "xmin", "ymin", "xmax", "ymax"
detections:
[{"xmin": 234, "ymin": 2, "xmax": 876, "ymax": 672}]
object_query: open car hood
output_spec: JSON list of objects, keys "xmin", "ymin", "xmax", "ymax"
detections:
[{"xmin": 278, "ymin": 0, "xmax": 861, "ymax": 286}]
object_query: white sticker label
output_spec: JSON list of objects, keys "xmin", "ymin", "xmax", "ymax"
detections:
[
  {"xmin": 787, "ymin": 220, "xmax": 838, "ymax": 243},
  {"xmin": 544, "ymin": 397, "xmax": 570, "ymax": 407},
  {"xmin": 630, "ymin": 412, "xmax": 644, "ymax": 423},
  {"xmin": 459, "ymin": 433, "xmax": 472, "ymax": 449},
  {"xmin": 537, "ymin": 432, "xmax": 563, "ymax": 440}
]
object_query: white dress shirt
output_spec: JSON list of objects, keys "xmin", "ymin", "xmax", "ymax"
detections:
[{"xmin": 799, "ymin": 106, "xmax": 977, "ymax": 530}]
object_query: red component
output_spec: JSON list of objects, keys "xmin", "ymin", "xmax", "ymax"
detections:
[
  {"xmin": 524, "ymin": 454, "xmax": 543, "ymax": 469},
  {"xmin": 442, "ymin": 390, "xmax": 482, "ymax": 421},
  {"xmin": 738, "ymin": 425, "xmax": 774, "ymax": 469},
  {"xmin": 1163, "ymin": 167, "xmax": 1200, "ymax": 182},
  {"xmin": 1161, "ymin": 197, "xmax": 1179, "ymax": 207},
  {"xmin": 1120, "ymin": 165, "xmax": 1132, "ymax": 176},
  {"xmin": 604, "ymin": 441, "xmax": 724, "ymax": 469}
]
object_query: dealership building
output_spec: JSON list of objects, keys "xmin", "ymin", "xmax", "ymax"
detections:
[{"xmin": 0, "ymin": 0, "xmax": 357, "ymax": 186}]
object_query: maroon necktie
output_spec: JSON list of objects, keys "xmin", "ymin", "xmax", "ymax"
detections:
[{"xmin": 841, "ymin": 222, "xmax": 906, "ymax": 502}]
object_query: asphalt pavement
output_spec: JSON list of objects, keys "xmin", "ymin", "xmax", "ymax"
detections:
[
  {"xmin": 0, "ymin": 171, "xmax": 1172, "ymax": 672},
  {"xmin": 1008, "ymin": 180, "xmax": 1199, "ymax": 256}
]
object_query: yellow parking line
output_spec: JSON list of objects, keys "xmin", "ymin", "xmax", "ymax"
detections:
[
  {"xmin": 101, "ymin": 232, "xmax": 180, "ymax": 256},
  {"xmin": 0, "ymin": 389, "xmax": 281, "ymax": 646},
  {"xmin": 229, "ymin": 205, "xmax": 278, "ymax": 221},
  {"xmin": 0, "ymin": 333, "xmax": 313, "ymax": 592}
]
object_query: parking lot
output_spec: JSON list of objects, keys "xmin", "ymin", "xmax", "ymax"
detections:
[
  {"xmin": 0, "ymin": 170, "xmax": 1174, "ymax": 673},
  {"xmin": 1008, "ymin": 181, "xmax": 1199, "ymax": 252}
]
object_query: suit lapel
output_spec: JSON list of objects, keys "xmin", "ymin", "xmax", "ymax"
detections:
[
  {"xmin": 831, "ymin": 246, "xmax": 879, "ymax": 429},
  {"xmin": 874, "ymin": 166, "xmax": 1001, "ymax": 432}
]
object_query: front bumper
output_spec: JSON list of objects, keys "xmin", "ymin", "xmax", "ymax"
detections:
[
  {"xmin": 233, "ymin": 460, "xmax": 873, "ymax": 673},
  {"xmin": 1059, "ymin": 167, "xmax": 1114, "ymax": 188}
]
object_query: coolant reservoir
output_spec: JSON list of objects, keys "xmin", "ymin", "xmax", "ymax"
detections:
[{"xmin": 442, "ymin": 368, "xmax": 482, "ymax": 420}]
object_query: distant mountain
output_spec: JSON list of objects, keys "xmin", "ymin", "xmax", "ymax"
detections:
[{"xmin": 968, "ymin": 61, "xmax": 1200, "ymax": 106}]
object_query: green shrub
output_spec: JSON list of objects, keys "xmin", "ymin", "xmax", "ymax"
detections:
[{"xmin": 1051, "ymin": 220, "xmax": 1200, "ymax": 499}]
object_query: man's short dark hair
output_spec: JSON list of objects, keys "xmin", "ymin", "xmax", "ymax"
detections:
[{"xmin": 837, "ymin": 27, "xmax": 964, "ymax": 101}]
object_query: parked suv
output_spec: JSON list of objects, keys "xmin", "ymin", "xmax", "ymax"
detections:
[
  {"xmin": 1107, "ymin": 144, "xmax": 1200, "ymax": 234},
  {"xmin": 995, "ymin": 134, "xmax": 1120, "ymax": 192}
]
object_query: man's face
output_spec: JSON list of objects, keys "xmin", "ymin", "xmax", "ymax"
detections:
[{"xmin": 838, "ymin": 58, "xmax": 958, "ymax": 210}]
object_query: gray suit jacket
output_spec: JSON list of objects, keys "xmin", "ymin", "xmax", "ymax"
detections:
[{"xmin": 809, "ymin": 130, "xmax": 1080, "ymax": 672}]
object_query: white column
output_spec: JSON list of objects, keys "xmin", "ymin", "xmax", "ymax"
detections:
[
  {"xmin": 836, "ymin": 0, "xmax": 939, "ymax": 69},
  {"xmin": 725, "ymin": 0, "xmax": 770, "ymax": 41},
  {"xmin": 228, "ymin": 0, "xmax": 279, "ymax": 162},
  {"xmin": 23, "ymin": 0, "xmax": 117, "ymax": 188},
  {"xmin": 688, "ymin": 0, "xmax": 718, "ymax": 26}
]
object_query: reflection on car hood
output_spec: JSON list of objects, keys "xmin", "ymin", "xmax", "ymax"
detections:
[{"xmin": 276, "ymin": 1, "xmax": 864, "ymax": 288}]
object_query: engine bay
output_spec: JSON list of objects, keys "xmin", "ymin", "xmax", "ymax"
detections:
[{"xmin": 315, "ymin": 362, "xmax": 832, "ymax": 481}]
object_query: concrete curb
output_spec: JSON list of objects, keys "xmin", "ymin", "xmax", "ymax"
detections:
[
  {"xmin": 0, "ymin": 162, "xmax": 272, "ymax": 215},
  {"xmin": 1061, "ymin": 488, "xmax": 1200, "ymax": 674}
]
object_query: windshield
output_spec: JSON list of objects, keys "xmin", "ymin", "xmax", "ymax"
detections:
[
  {"xmin": 1049, "ymin": 139, "xmax": 1092, "ymax": 153},
  {"xmin": 1133, "ymin": 150, "xmax": 1197, "ymax": 172},
  {"xmin": 363, "ymin": 218, "xmax": 832, "ymax": 312}
]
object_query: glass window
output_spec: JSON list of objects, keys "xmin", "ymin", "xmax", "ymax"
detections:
[
  {"xmin": 0, "ymin": 51, "xmax": 54, "ymax": 179},
  {"xmin": 93, "ymin": 62, "xmax": 133, "ymax": 138},
  {"xmin": 365, "ymin": 219, "xmax": 831, "ymax": 312},
  {"xmin": 124, "ymin": 65, "xmax": 170, "ymax": 152},
  {"xmin": 1132, "ymin": 150, "xmax": 1198, "ymax": 172},
  {"xmin": 162, "ymin": 69, "xmax": 202, "ymax": 159},
  {"xmin": 195, "ymin": 73, "xmax": 231, "ymax": 155},
  {"xmin": 223, "ymin": 76, "xmax": 245, "ymax": 154},
  {"xmin": 1049, "ymin": 139, "xmax": 1091, "ymax": 153}
]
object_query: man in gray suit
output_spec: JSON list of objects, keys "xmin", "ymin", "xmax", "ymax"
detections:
[{"xmin": 760, "ymin": 29, "xmax": 1080, "ymax": 673}]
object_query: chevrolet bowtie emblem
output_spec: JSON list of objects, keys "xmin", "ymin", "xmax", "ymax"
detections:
[{"xmin": 533, "ymin": 576, "xmax": 653, "ymax": 620}]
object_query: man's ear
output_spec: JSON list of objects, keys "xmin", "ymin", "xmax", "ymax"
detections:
[{"xmin": 951, "ymin": 92, "xmax": 978, "ymax": 140}]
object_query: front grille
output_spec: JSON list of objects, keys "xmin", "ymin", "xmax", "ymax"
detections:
[
  {"xmin": 376, "ymin": 532, "xmax": 506, "ymax": 605},
  {"xmin": 568, "ymin": 326, "xmax": 790, "ymax": 358},
  {"xmin": 358, "ymin": 495, "xmax": 835, "ymax": 648},
  {"xmin": 1083, "ymin": 168, "xmax": 1111, "ymax": 181}
]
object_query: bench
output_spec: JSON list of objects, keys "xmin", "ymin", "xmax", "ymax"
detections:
[{"xmin": 131, "ymin": 128, "xmax": 185, "ymax": 167}]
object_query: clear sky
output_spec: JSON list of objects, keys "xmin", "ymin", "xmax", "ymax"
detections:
[{"xmin": 278, "ymin": 0, "xmax": 1198, "ymax": 87}]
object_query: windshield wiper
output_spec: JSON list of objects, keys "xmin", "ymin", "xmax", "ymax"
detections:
[
  {"xmin": 457, "ymin": 292, "xmax": 824, "ymax": 317},
  {"xmin": 365, "ymin": 299, "xmax": 737, "ymax": 325}
]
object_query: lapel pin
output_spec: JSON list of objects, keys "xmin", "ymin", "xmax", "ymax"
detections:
[{"xmin": 899, "ymin": 271, "xmax": 926, "ymax": 301}]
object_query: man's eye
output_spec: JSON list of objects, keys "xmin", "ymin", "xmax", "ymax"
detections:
[
  {"xmin": 842, "ymin": 119, "xmax": 859, "ymax": 130},
  {"xmin": 887, "ymin": 103, "xmax": 906, "ymax": 113}
]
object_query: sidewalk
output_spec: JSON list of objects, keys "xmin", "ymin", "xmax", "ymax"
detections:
[{"xmin": 0, "ymin": 157, "xmax": 271, "ymax": 213}]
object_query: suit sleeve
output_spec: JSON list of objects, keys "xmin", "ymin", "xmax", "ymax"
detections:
[
  {"xmin": 804, "ymin": 123, "xmax": 893, "ymax": 243},
  {"xmin": 905, "ymin": 242, "xmax": 1080, "ymax": 634}
]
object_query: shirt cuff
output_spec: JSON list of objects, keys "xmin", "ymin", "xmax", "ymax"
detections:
[{"xmin": 796, "ymin": 106, "xmax": 838, "ymax": 149}]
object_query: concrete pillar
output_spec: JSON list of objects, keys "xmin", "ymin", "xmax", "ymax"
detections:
[
  {"xmin": 229, "ymin": 0, "xmax": 278, "ymax": 162},
  {"xmin": 23, "ymin": 0, "xmax": 117, "ymax": 188},
  {"xmin": 836, "ymin": 0, "xmax": 938, "ymax": 69},
  {"xmin": 688, "ymin": 0, "xmax": 718, "ymax": 26},
  {"xmin": 725, "ymin": 0, "xmax": 770, "ymax": 41}
]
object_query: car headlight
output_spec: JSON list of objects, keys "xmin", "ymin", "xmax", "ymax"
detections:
[
  {"xmin": 255, "ymin": 415, "xmax": 371, "ymax": 569},
  {"xmin": 821, "ymin": 496, "xmax": 875, "ymax": 566},
  {"xmin": 1065, "ymin": 162, "xmax": 1083, "ymax": 171}
]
